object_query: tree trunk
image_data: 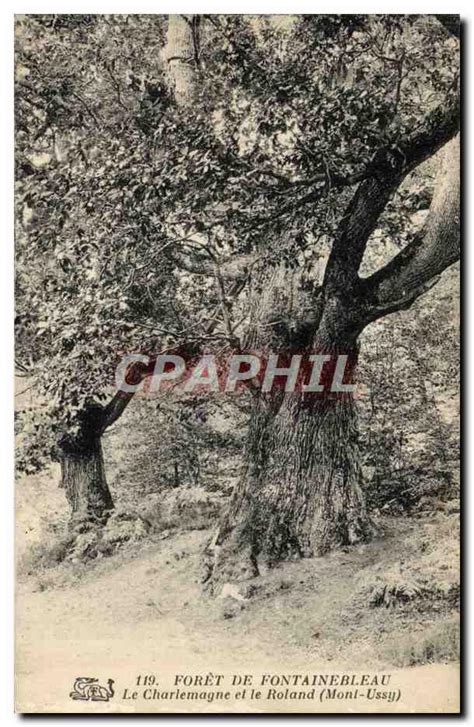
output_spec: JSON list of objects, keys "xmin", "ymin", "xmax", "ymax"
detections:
[
  {"xmin": 173, "ymin": 461, "xmax": 180, "ymax": 488},
  {"xmin": 204, "ymin": 300, "xmax": 374, "ymax": 591},
  {"xmin": 205, "ymin": 390, "xmax": 373, "ymax": 589},
  {"xmin": 162, "ymin": 15, "xmax": 202, "ymax": 103},
  {"xmin": 59, "ymin": 404, "xmax": 114, "ymax": 528}
]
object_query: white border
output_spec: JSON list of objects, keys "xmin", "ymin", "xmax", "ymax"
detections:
[
  {"xmin": 1, "ymin": 5, "xmax": 470, "ymax": 725},
  {"xmin": 1, "ymin": 2, "xmax": 471, "ymax": 12}
]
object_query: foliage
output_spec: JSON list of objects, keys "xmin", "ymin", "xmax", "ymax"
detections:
[
  {"xmin": 15, "ymin": 14, "xmax": 459, "ymax": 471},
  {"xmin": 104, "ymin": 395, "xmax": 246, "ymax": 502},
  {"xmin": 358, "ymin": 266, "xmax": 460, "ymax": 512}
]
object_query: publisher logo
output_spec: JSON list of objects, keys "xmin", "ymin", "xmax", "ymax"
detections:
[{"xmin": 69, "ymin": 677, "xmax": 115, "ymax": 702}]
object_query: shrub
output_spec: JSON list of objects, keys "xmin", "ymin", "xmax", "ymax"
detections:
[{"xmin": 380, "ymin": 618, "xmax": 459, "ymax": 666}]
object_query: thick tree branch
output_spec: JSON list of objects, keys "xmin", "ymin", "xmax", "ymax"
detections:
[
  {"xmin": 397, "ymin": 97, "xmax": 460, "ymax": 172},
  {"xmin": 323, "ymin": 163, "xmax": 401, "ymax": 294},
  {"xmin": 322, "ymin": 97, "xmax": 459, "ymax": 295},
  {"xmin": 363, "ymin": 275, "xmax": 440, "ymax": 322},
  {"xmin": 100, "ymin": 390, "xmax": 135, "ymax": 433},
  {"xmin": 361, "ymin": 133, "xmax": 460, "ymax": 322}
]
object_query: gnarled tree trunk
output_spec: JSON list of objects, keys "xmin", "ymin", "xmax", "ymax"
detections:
[
  {"xmin": 59, "ymin": 404, "xmax": 114, "ymax": 528},
  {"xmin": 205, "ymin": 391, "xmax": 372, "ymax": 589},
  {"xmin": 61, "ymin": 439, "xmax": 113, "ymax": 527},
  {"xmin": 204, "ymin": 278, "xmax": 374, "ymax": 589}
]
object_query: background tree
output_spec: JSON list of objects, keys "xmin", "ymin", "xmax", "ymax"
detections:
[{"xmin": 16, "ymin": 15, "xmax": 184, "ymax": 524}]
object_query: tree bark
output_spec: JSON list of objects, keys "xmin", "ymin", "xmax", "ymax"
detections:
[
  {"xmin": 204, "ymin": 285, "xmax": 374, "ymax": 589},
  {"xmin": 59, "ymin": 404, "xmax": 114, "ymax": 528},
  {"xmin": 205, "ymin": 387, "xmax": 373, "ymax": 590},
  {"xmin": 162, "ymin": 15, "xmax": 203, "ymax": 103},
  {"xmin": 362, "ymin": 134, "xmax": 460, "ymax": 318}
]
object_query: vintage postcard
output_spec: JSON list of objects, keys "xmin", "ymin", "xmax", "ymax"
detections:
[{"xmin": 15, "ymin": 14, "xmax": 460, "ymax": 713}]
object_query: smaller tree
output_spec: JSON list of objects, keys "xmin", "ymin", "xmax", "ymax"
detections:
[{"xmin": 15, "ymin": 15, "xmax": 180, "ymax": 525}]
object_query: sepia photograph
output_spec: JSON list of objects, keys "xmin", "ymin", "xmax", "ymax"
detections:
[{"xmin": 13, "ymin": 12, "xmax": 460, "ymax": 714}]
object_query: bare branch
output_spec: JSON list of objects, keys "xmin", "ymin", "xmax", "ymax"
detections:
[{"xmin": 171, "ymin": 247, "xmax": 258, "ymax": 280}]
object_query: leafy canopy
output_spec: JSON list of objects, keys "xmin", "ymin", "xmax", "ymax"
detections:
[{"xmin": 15, "ymin": 14, "xmax": 459, "ymax": 469}]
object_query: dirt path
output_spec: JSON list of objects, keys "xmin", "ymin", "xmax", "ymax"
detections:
[{"xmin": 16, "ymin": 515, "xmax": 460, "ymax": 713}]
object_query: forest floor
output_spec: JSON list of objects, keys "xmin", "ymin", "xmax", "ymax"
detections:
[{"xmin": 17, "ymin": 470, "xmax": 460, "ymax": 695}]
